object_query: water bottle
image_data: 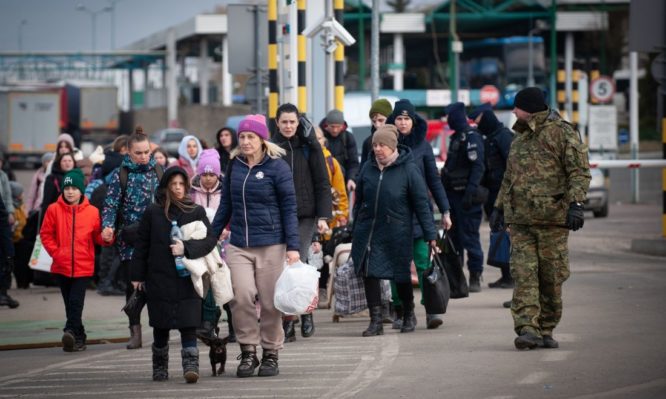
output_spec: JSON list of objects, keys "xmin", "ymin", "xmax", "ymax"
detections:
[{"xmin": 170, "ymin": 220, "xmax": 189, "ymax": 277}]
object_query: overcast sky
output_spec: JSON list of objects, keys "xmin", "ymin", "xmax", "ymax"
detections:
[{"xmin": 0, "ymin": 0, "xmax": 230, "ymax": 52}]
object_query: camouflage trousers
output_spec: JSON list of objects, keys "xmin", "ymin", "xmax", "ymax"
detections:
[{"xmin": 510, "ymin": 224, "xmax": 570, "ymax": 337}]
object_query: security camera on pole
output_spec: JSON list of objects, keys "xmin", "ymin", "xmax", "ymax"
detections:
[{"xmin": 303, "ymin": 8, "xmax": 355, "ymax": 113}]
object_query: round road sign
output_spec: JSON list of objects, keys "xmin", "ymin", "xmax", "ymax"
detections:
[
  {"xmin": 479, "ymin": 85, "xmax": 500, "ymax": 106},
  {"xmin": 590, "ymin": 76, "xmax": 615, "ymax": 103}
]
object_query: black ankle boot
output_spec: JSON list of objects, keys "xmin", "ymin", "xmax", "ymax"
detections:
[
  {"xmin": 236, "ymin": 345, "xmax": 259, "ymax": 378},
  {"xmin": 362, "ymin": 306, "xmax": 384, "ymax": 337},
  {"xmin": 469, "ymin": 272, "xmax": 482, "ymax": 293},
  {"xmin": 283, "ymin": 319, "xmax": 296, "ymax": 343},
  {"xmin": 381, "ymin": 302, "xmax": 393, "ymax": 324},
  {"xmin": 392, "ymin": 305, "xmax": 403, "ymax": 330},
  {"xmin": 257, "ymin": 349, "xmax": 279, "ymax": 377},
  {"xmin": 300, "ymin": 314, "xmax": 315, "ymax": 337},
  {"xmin": 400, "ymin": 304, "xmax": 417, "ymax": 333}
]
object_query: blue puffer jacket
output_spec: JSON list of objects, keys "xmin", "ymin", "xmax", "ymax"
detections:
[
  {"xmin": 212, "ymin": 154, "xmax": 299, "ymax": 252},
  {"xmin": 387, "ymin": 112, "xmax": 450, "ymax": 238},
  {"xmin": 101, "ymin": 155, "xmax": 161, "ymax": 261}
]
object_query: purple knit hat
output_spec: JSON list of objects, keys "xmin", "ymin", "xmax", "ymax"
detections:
[
  {"xmin": 237, "ymin": 114, "xmax": 269, "ymax": 140},
  {"xmin": 196, "ymin": 149, "xmax": 221, "ymax": 176}
]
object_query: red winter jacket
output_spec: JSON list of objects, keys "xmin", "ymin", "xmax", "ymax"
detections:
[{"xmin": 40, "ymin": 195, "xmax": 111, "ymax": 278}]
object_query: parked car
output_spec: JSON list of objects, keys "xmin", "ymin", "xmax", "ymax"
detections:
[
  {"xmin": 585, "ymin": 167, "xmax": 609, "ymax": 217},
  {"xmin": 151, "ymin": 128, "xmax": 187, "ymax": 157}
]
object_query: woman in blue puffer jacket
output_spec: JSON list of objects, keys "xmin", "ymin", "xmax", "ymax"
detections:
[{"xmin": 212, "ymin": 114, "xmax": 299, "ymax": 379}]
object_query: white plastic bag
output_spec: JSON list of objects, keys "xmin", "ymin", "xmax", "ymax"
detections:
[{"xmin": 274, "ymin": 261, "xmax": 320, "ymax": 315}]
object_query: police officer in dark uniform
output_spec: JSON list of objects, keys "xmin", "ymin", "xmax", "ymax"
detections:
[
  {"xmin": 474, "ymin": 108, "xmax": 514, "ymax": 288},
  {"xmin": 441, "ymin": 102, "xmax": 486, "ymax": 292}
]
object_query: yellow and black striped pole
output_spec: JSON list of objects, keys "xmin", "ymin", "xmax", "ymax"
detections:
[
  {"xmin": 557, "ymin": 59, "xmax": 566, "ymax": 117},
  {"xmin": 334, "ymin": 0, "xmax": 345, "ymax": 111},
  {"xmin": 297, "ymin": 0, "xmax": 307, "ymax": 113},
  {"xmin": 571, "ymin": 65, "xmax": 581, "ymax": 126},
  {"xmin": 268, "ymin": 0, "xmax": 278, "ymax": 120}
]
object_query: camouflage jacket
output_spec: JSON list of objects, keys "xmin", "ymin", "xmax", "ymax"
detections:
[{"xmin": 495, "ymin": 109, "xmax": 591, "ymax": 226}]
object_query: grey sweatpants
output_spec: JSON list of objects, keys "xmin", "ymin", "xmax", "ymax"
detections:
[{"xmin": 227, "ymin": 244, "xmax": 286, "ymax": 351}]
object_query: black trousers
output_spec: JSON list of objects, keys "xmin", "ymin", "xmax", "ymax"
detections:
[
  {"xmin": 123, "ymin": 260, "xmax": 144, "ymax": 325},
  {"xmin": 153, "ymin": 327, "xmax": 197, "ymax": 349},
  {"xmin": 363, "ymin": 278, "xmax": 413, "ymax": 308},
  {"xmin": 55, "ymin": 274, "xmax": 90, "ymax": 337}
]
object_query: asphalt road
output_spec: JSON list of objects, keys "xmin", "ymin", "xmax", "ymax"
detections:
[{"xmin": 0, "ymin": 201, "xmax": 664, "ymax": 399}]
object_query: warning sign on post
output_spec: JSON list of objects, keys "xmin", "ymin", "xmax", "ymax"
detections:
[{"xmin": 588, "ymin": 105, "xmax": 618, "ymax": 151}]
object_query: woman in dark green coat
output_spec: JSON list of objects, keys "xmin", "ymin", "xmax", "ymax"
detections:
[{"xmin": 351, "ymin": 125, "xmax": 438, "ymax": 337}]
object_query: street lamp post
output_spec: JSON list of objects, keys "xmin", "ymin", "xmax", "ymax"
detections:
[
  {"xmin": 76, "ymin": 4, "xmax": 112, "ymax": 52},
  {"xmin": 18, "ymin": 19, "xmax": 27, "ymax": 80}
]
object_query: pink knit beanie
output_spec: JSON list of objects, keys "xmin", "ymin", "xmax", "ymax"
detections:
[
  {"xmin": 237, "ymin": 114, "xmax": 269, "ymax": 140},
  {"xmin": 196, "ymin": 149, "xmax": 221, "ymax": 176}
]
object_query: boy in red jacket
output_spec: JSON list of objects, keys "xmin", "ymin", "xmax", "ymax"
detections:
[{"xmin": 40, "ymin": 168, "xmax": 113, "ymax": 352}]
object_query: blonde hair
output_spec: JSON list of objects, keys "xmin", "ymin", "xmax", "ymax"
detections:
[
  {"xmin": 230, "ymin": 138, "xmax": 286, "ymax": 160},
  {"xmin": 314, "ymin": 127, "xmax": 327, "ymax": 146}
]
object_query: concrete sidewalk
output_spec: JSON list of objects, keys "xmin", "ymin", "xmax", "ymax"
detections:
[{"xmin": 0, "ymin": 286, "xmax": 135, "ymax": 350}]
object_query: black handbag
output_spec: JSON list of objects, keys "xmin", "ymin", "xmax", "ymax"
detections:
[
  {"xmin": 422, "ymin": 251, "xmax": 451, "ymax": 314},
  {"xmin": 122, "ymin": 289, "xmax": 146, "ymax": 320},
  {"xmin": 437, "ymin": 232, "xmax": 469, "ymax": 299}
]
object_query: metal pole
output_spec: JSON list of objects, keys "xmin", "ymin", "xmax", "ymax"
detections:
[
  {"xmin": 564, "ymin": 32, "xmax": 574, "ymax": 120},
  {"xmin": 110, "ymin": 2, "xmax": 115, "ymax": 50},
  {"xmin": 166, "ymin": 28, "xmax": 178, "ymax": 127},
  {"xmin": 92, "ymin": 13, "xmax": 97, "ymax": 53},
  {"xmin": 393, "ymin": 33, "xmax": 404, "ymax": 91},
  {"xmin": 528, "ymin": 26, "xmax": 535, "ymax": 87},
  {"xmin": 370, "ymin": 0, "xmax": 379, "ymax": 102},
  {"xmin": 630, "ymin": 51, "xmax": 640, "ymax": 203},
  {"xmin": 222, "ymin": 35, "xmax": 232, "ymax": 106},
  {"xmin": 357, "ymin": 0, "xmax": 365, "ymax": 91},
  {"xmin": 549, "ymin": 0, "xmax": 557, "ymax": 109},
  {"xmin": 18, "ymin": 19, "xmax": 27, "ymax": 80},
  {"xmin": 450, "ymin": 0, "xmax": 458, "ymax": 102},
  {"xmin": 255, "ymin": 6, "xmax": 263, "ymax": 115},
  {"xmin": 199, "ymin": 37, "xmax": 209, "ymax": 105}
]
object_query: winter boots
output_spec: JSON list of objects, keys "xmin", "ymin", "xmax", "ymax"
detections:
[
  {"xmin": 514, "ymin": 331, "xmax": 543, "ymax": 350},
  {"xmin": 469, "ymin": 272, "xmax": 482, "ymax": 293},
  {"xmin": 362, "ymin": 306, "xmax": 384, "ymax": 337},
  {"xmin": 152, "ymin": 344, "xmax": 169, "ymax": 381},
  {"xmin": 236, "ymin": 345, "xmax": 260, "ymax": 378},
  {"xmin": 181, "ymin": 347, "xmax": 199, "ymax": 383},
  {"xmin": 391, "ymin": 305, "xmax": 404, "ymax": 330},
  {"xmin": 400, "ymin": 303, "xmax": 417, "ymax": 333},
  {"xmin": 127, "ymin": 324, "xmax": 142, "ymax": 349},
  {"xmin": 258, "ymin": 349, "xmax": 279, "ymax": 377},
  {"xmin": 300, "ymin": 313, "xmax": 315, "ymax": 337},
  {"xmin": 283, "ymin": 319, "xmax": 296, "ymax": 343},
  {"xmin": 0, "ymin": 293, "xmax": 19, "ymax": 308}
]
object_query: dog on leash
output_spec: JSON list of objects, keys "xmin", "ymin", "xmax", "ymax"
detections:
[{"xmin": 199, "ymin": 332, "xmax": 229, "ymax": 376}]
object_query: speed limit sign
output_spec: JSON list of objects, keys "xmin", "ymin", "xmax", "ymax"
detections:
[{"xmin": 590, "ymin": 76, "xmax": 615, "ymax": 103}]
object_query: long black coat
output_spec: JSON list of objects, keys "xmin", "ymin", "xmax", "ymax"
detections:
[
  {"xmin": 131, "ymin": 199, "xmax": 217, "ymax": 330},
  {"xmin": 273, "ymin": 123, "xmax": 332, "ymax": 220},
  {"xmin": 351, "ymin": 146, "xmax": 437, "ymax": 283}
]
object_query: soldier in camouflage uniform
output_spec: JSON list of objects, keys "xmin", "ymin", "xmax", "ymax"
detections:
[{"xmin": 489, "ymin": 87, "xmax": 591, "ymax": 350}]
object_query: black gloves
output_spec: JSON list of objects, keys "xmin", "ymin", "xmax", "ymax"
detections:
[
  {"xmin": 566, "ymin": 202, "xmax": 585, "ymax": 231},
  {"xmin": 489, "ymin": 208, "xmax": 505, "ymax": 232},
  {"xmin": 462, "ymin": 191, "xmax": 474, "ymax": 210}
]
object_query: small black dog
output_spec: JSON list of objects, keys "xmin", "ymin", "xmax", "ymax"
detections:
[{"xmin": 199, "ymin": 332, "xmax": 229, "ymax": 376}]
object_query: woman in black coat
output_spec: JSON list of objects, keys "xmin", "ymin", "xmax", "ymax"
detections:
[
  {"xmin": 351, "ymin": 125, "xmax": 438, "ymax": 337},
  {"xmin": 273, "ymin": 103, "xmax": 332, "ymax": 341},
  {"xmin": 131, "ymin": 166, "xmax": 217, "ymax": 384}
]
